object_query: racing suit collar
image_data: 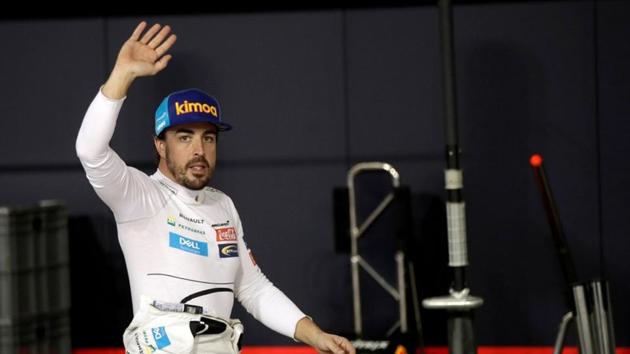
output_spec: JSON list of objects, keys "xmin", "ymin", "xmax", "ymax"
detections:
[{"xmin": 152, "ymin": 169, "xmax": 206, "ymax": 204}]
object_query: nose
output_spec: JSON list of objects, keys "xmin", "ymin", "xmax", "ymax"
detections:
[{"xmin": 192, "ymin": 136, "xmax": 204, "ymax": 157}]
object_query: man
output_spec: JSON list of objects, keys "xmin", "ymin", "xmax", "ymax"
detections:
[{"xmin": 76, "ymin": 21, "xmax": 355, "ymax": 354}]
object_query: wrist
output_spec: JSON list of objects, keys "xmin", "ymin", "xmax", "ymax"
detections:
[
  {"xmin": 294, "ymin": 317, "xmax": 324, "ymax": 347},
  {"xmin": 102, "ymin": 67, "xmax": 136, "ymax": 99}
]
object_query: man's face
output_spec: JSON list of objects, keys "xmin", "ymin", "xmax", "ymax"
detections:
[{"xmin": 155, "ymin": 122, "xmax": 218, "ymax": 190}]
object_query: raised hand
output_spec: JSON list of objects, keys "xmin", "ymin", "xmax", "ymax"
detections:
[
  {"xmin": 103, "ymin": 21, "xmax": 177, "ymax": 99},
  {"xmin": 115, "ymin": 21, "xmax": 177, "ymax": 77}
]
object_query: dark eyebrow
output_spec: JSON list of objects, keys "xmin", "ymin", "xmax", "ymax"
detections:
[{"xmin": 174, "ymin": 128, "xmax": 217, "ymax": 135}]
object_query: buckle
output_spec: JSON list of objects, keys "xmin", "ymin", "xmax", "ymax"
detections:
[{"xmin": 184, "ymin": 304, "xmax": 203, "ymax": 314}]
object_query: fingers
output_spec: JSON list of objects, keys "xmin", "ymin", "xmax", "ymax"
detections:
[
  {"xmin": 148, "ymin": 25, "xmax": 171, "ymax": 49},
  {"xmin": 129, "ymin": 21, "xmax": 146, "ymax": 41},
  {"xmin": 332, "ymin": 336, "xmax": 355, "ymax": 354},
  {"xmin": 320, "ymin": 335, "xmax": 355, "ymax": 354},
  {"xmin": 336, "ymin": 337, "xmax": 356, "ymax": 354},
  {"xmin": 132, "ymin": 22, "xmax": 177, "ymax": 58},
  {"xmin": 140, "ymin": 23, "xmax": 162, "ymax": 44},
  {"xmin": 155, "ymin": 34, "xmax": 177, "ymax": 57}
]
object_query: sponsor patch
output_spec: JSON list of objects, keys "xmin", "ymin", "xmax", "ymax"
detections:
[
  {"xmin": 177, "ymin": 223, "xmax": 205, "ymax": 235},
  {"xmin": 179, "ymin": 212, "xmax": 204, "ymax": 224},
  {"xmin": 169, "ymin": 232, "xmax": 208, "ymax": 256},
  {"xmin": 211, "ymin": 220, "xmax": 230, "ymax": 227},
  {"xmin": 175, "ymin": 100, "xmax": 218, "ymax": 117},
  {"xmin": 151, "ymin": 326, "xmax": 171, "ymax": 349},
  {"xmin": 218, "ymin": 243, "xmax": 239, "ymax": 258},
  {"xmin": 351, "ymin": 340, "xmax": 389, "ymax": 351},
  {"xmin": 216, "ymin": 227, "xmax": 237, "ymax": 242}
]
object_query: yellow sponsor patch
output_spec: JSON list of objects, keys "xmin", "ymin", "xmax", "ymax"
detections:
[{"xmin": 175, "ymin": 100, "xmax": 218, "ymax": 117}]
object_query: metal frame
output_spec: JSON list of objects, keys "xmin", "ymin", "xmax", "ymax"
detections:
[
  {"xmin": 553, "ymin": 312, "xmax": 574, "ymax": 354},
  {"xmin": 347, "ymin": 162, "xmax": 411, "ymax": 337},
  {"xmin": 553, "ymin": 280, "xmax": 616, "ymax": 354}
]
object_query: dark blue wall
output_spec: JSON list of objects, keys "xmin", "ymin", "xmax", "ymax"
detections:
[{"xmin": 0, "ymin": 1, "xmax": 628, "ymax": 348}]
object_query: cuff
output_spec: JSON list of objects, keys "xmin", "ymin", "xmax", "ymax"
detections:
[{"xmin": 98, "ymin": 85, "xmax": 127, "ymax": 103}]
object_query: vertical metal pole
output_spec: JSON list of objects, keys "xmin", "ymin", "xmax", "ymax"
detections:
[
  {"xmin": 348, "ymin": 176, "xmax": 362, "ymax": 336},
  {"xmin": 573, "ymin": 284, "xmax": 595, "ymax": 354},
  {"xmin": 440, "ymin": 0, "xmax": 467, "ymax": 288},
  {"xmin": 439, "ymin": 1, "xmax": 481, "ymax": 353},
  {"xmin": 396, "ymin": 251, "xmax": 408, "ymax": 333},
  {"xmin": 590, "ymin": 280, "xmax": 616, "ymax": 354}
]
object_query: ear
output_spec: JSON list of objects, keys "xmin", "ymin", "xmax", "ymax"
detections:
[{"xmin": 154, "ymin": 136, "xmax": 166, "ymax": 160}]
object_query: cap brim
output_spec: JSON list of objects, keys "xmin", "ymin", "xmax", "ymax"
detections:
[{"xmin": 215, "ymin": 122, "xmax": 232, "ymax": 132}]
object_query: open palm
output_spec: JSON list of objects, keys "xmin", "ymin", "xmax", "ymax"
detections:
[{"xmin": 114, "ymin": 21, "xmax": 177, "ymax": 78}]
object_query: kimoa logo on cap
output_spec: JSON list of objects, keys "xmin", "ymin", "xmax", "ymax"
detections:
[{"xmin": 175, "ymin": 100, "xmax": 218, "ymax": 117}]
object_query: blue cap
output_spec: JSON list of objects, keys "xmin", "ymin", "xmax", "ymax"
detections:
[{"xmin": 155, "ymin": 88, "xmax": 233, "ymax": 136}]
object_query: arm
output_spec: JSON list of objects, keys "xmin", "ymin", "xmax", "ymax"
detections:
[
  {"xmin": 235, "ymin": 237, "xmax": 354, "ymax": 354},
  {"xmin": 232, "ymin": 215, "xmax": 306, "ymax": 339},
  {"xmin": 77, "ymin": 21, "xmax": 176, "ymax": 158},
  {"xmin": 229, "ymin": 200, "xmax": 354, "ymax": 354},
  {"xmin": 76, "ymin": 22, "xmax": 177, "ymax": 221}
]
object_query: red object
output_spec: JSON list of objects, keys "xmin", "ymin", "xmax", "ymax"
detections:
[
  {"xmin": 73, "ymin": 346, "xmax": 630, "ymax": 354},
  {"xmin": 530, "ymin": 154, "xmax": 543, "ymax": 167}
]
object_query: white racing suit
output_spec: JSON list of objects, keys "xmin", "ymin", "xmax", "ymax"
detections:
[
  {"xmin": 123, "ymin": 296, "xmax": 243, "ymax": 354},
  {"xmin": 76, "ymin": 89, "xmax": 307, "ymax": 353}
]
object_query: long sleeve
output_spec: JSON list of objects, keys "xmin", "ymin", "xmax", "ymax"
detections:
[
  {"xmin": 230, "ymin": 200, "xmax": 307, "ymax": 339},
  {"xmin": 76, "ymin": 88, "xmax": 165, "ymax": 223},
  {"xmin": 75, "ymin": 88, "xmax": 125, "ymax": 160}
]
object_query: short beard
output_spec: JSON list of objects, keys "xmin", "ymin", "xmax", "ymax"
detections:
[{"xmin": 165, "ymin": 147, "xmax": 214, "ymax": 190}]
